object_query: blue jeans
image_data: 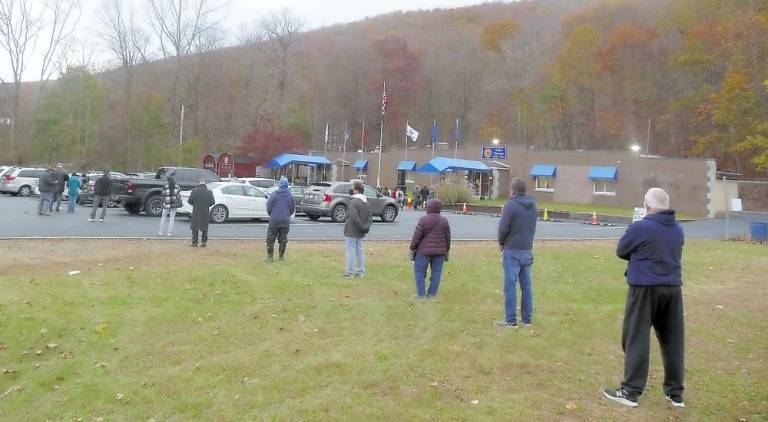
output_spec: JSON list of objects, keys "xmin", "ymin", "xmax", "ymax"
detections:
[
  {"xmin": 414, "ymin": 254, "xmax": 446, "ymax": 297},
  {"xmin": 38, "ymin": 192, "xmax": 53, "ymax": 214},
  {"xmin": 503, "ymin": 249, "xmax": 534, "ymax": 324},
  {"xmin": 67, "ymin": 193, "xmax": 79, "ymax": 212},
  {"xmin": 345, "ymin": 237, "xmax": 365, "ymax": 275}
]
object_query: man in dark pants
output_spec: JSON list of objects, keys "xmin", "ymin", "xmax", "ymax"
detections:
[
  {"xmin": 89, "ymin": 169, "xmax": 113, "ymax": 222},
  {"xmin": 188, "ymin": 179, "xmax": 215, "ymax": 247},
  {"xmin": 604, "ymin": 187, "xmax": 686, "ymax": 409},
  {"xmin": 52, "ymin": 163, "xmax": 69, "ymax": 212},
  {"xmin": 265, "ymin": 177, "xmax": 295, "ymax": 262}
]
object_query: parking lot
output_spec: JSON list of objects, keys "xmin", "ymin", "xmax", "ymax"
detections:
[{"xmin": 0, "ymin": 194, "xmax": 760, "ymax": 240}]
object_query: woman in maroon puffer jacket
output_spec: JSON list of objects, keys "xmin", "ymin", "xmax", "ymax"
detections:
[{"xmin": 409, "ymin": 199, "xmax": 452, "ymax": 298}]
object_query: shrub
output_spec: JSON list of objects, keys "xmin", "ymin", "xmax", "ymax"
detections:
[{"xmin": 436, "ymin": 182, "xmax": 474, "ymax": 204}]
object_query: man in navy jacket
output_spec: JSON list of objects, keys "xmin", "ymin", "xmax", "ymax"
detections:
[
  {"xmin": 604, "ymin": 187, "xmax": 686, "ymax": 409},
  {"xmin": 265, "ymin": 177, "xmax": 296, "ymax": 262},
  {"xmin": 495, "ymin": 178, "xmax": 538, "ymax": 328}
]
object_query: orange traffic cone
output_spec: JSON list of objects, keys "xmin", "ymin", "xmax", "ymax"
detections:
[
  {"xmin": 462, "ymin": 202, "xmax": 469, "ymax": 214},
  {"xmin": 590, "ymin": 211, "xmax": 600, "ymax": 225}
]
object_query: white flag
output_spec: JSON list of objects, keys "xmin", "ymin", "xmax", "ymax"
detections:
[{"xmin": 406, "ymin": 123, "xmax": 420, "ymax": 142}]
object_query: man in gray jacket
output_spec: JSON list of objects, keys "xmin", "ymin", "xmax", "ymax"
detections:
[
  {"xmin": 343, "ymin": 180, "xmax": 371, "ymax": 278},
  {"xmin": 37, "ymin": 165, "xmax": 58, "ymax": 216},
  {"xmin": 51, "ymin": 163, "xmax": 69, "ymax": 212}
]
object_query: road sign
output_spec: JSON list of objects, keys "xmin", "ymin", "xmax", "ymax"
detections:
[{"xmin": 482, "ymin": 145, "xmax": 507, "ymax": 160}]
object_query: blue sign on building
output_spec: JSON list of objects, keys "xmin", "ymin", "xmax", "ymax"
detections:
[{"xmin": 482, "ymin": 145, "xmax": 507, "ymax": 160}]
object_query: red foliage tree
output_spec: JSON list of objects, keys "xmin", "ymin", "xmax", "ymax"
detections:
[
  {"xmin": 370, "ymin": 36, "xmax": 422, "ymax": 128},
  {"xmin": 237, "ymin": 125, "xmax": 307, "ymax": 166}
]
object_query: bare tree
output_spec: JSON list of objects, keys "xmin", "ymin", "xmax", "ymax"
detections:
[
  {"xmin": 259, "ymin": 8, "xmax": 305, "ymax": 103},
  {"xmin": 37, "ymin": 0, "xmax": 80, "ymax": 89},
  {"xmin": 0, "ymin": 0, "xmax": 42, "ymax": 162},
  {"xmin": 146, "ymin": 0, "xmax": 220, "ymax": 110},
  {"xmin": 185, "ymin": 27, "xmax": 224, "ymax": 146}
]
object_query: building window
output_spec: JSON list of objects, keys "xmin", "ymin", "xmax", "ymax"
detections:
[
  {"xmin": 593, "ymin": 180, "xmax": 616, "ymax": 196},
  {"xmin": 535, "ymin": 176, "xmax": 554, "ymax": 192}
]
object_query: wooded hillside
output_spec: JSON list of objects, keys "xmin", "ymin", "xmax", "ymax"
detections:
[{"xmin": 2, "ymin": 0, "xmax": 767, "ymax": 175}]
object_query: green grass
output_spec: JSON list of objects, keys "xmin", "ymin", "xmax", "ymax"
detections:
[
  {"xmin": 472, "ymin": 198, "xmax": 702, "ymax": 219},
  {"xmin": 0, "ymin": 240, "xmax": 766, "ymax": 420}
]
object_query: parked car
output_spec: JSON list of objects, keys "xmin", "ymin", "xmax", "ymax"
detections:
[
  {"xmin": 177, "ymin": 182, "xmax": 287, "ymax": 224},
  {"xmin": 236, "ymin": 177, "xmax": 279, "ymax": 190},
  {"xmin": 0, "ymin": 167, "xmax": 44, "ymax": 196},
  {"xmin": 0, "ymin": 166, "xmax": 11, "ymax": 178},
  {"xmin": 264, "ymin": 185, "xmax": 307, "ymax": 214},
  {"xmin": 75, "ymin": 172, "xmax": 128, "ymax": 205},
  {"xmin": 301, "ymin": 181, "xmax": 399, "ymax": 223},
  {"xmin": 113, "ymin": 167, "xmax": 221, "ymax": 216}
]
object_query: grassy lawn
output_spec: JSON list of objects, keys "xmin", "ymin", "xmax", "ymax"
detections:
[
  {"xmin": 472, "ymin": 198, "xmax": 703, "ymax": 219},
  {"xmin": 0, "ymin": 240, "xmax": 766, "ymax": 420}
]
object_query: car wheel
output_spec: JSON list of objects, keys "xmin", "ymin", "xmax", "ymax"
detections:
[
  {"xmin": 144, "ymin": 195, "xmax": 163, "ymax": 217},
  {"xmin": 124, "ymin": 202, "xmax": 141, "ymax": 214},
  {"xmin": 210, "ymin": 204, "xmax": 228, "ymax": 224},
  {"xmin": 331, "ymin": 204, "xmax": 347, "ymax": 223},
  {"xmin": 307, "ymin": 214, "xmax": 320, "ymax": 221},
  {"xmin": 382, "ymin": 205, "xmax": 398, "ymax": 223},
  {"xmin": 18, "ymin": 185, "xmax": 32, "ymax": 197}
]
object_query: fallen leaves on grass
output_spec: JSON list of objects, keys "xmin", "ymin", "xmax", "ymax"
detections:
[
  {"xmin": 1, "ymin": 368, "xmax": 16, "ymax": 374},
  {"xmin": 116, "ymin": 393, "xmax": 125, "ymax": 401},
  {"xmin": 95, "ymin": 323, "xmax": 108, "ymax": 334},
  {"xmin": 45, "ymin": 343, "xmax": 58, "ymax": 349},
  {"xmin": 0, "ymin": 385, "xmax": 21, "ymax": 399},
  {"xmin": 470, "ymin": 399, "xmax": 480, "ymax": 405},
  {"xmin": 95, "ymin": 362, "xmax": 107, "ymax": 368},
  {"xmin": 566, "ymin": 401, "xmax": 577, "ymax": 410}
]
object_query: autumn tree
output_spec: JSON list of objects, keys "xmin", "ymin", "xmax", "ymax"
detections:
[{"xmin": 236, "ymin": 124, "xmax": 306, "ymax": 166}]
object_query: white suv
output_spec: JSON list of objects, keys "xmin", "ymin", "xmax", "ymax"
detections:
[{"xmin": 0, "ymin": 167, "xmax": 45, "ymax": 196}]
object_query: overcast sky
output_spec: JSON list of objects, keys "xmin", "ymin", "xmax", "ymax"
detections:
[{"xmin": 2, "ymin": 0, "xmax": 502, "ymax": 81}]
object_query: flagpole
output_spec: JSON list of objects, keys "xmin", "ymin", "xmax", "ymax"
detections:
[
  {"xmin": 341, "ymin": 122, "xmax": 347, "ymax": 181},
  {"xmin": 404, "ymin": 120, "xmax": 408, "ymax": 162},
  {"xmin": 360, "ymin": 122, "xmax": 365, "ymax": 163},
  {"xmin": 376, "ymin": 118, "xmax": 384, "ymax": 188}
]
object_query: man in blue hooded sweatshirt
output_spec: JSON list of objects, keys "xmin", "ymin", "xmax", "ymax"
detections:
[
  {"xmin": 604, "ymin": 187, "xmax": 686, "ymax": 409},
  {"xmin": 265, "ymin": 177, "xmax": 295, "ymax": 262},
  {"xmin": 495, "ymin": 178, "xmax": 537, "ymax": 328}
]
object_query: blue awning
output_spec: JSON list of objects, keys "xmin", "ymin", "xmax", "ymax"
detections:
[
  {"xmin": 396, "ymin": 160, "xmax": 417, "ymax": 171},
  {"xmin": 352, "ymin": 160, "xmax": 368, "ymax": 170},
  {"xmin": 588, "ymin": 166, "xmax": 618, "ymax": 181},
  {"xmin": 529, "ymin": 164, "xmax": 557, "ymax": 177},
  {"xmin": 415, "ymin": 156, "xmax": 490, "ymax": 173},
  {"xmin": 266, "ymin": 154, "xmax": 331, "ymax": 168}
]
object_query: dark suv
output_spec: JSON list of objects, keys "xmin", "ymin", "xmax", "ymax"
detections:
[{"xmin": 302, "ymin": 181, "xmax": 398, "ymax": 223}]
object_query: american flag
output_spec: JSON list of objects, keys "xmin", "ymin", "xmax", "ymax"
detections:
[{"xmin": 381, "ymin": 81, "xmax": 388, "ymax": 115}]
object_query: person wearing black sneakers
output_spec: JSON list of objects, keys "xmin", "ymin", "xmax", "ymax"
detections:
[
  {"xmin": 265, "ymin": 177, "xmax": 295, "ymax": 262},
  {"xmin": 603, "ymin": 187, "xmax": 686, "ymax": 409},
  {"xmin": 188, "ymin": 179, "xmax": 215, "ymax": 248}
]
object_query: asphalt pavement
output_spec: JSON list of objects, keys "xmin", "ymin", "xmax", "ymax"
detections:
[{"xmin": 0, "ymin": 195, "xmax": 760, "ymax": 240}]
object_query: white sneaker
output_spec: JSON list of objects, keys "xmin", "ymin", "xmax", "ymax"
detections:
[
  {"xmin": 99, "ymin": 219, "xmax": 105, "ymax": 222},
  {"xmin": 167, "ymin": 233, "xmax": 172, "ymax": 237},
  {"xmin": 158, "ymin": 231, "xmax": 163, "ymax": 236},
  {"xmin": 88, "ymin": 218, "xmax": 95, "ymax": 222}
]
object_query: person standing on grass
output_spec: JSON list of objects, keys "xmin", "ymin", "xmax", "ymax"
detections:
[
  {"xmin": 343, "ymin": 180, "xmax": 371, "ymax": 278},
  {"xmin": 265, "ymin": 177, "xmax": 295, "ymax": 262},
  {"xmin": 495, "ymin": 178, "xmax": 537, "ymax": 328},
  {"xmin": 37, "ymin": 165, "xmax": 57, "ymax": 216},
  {"xmin": 188, "ymin": 179, "xmax": 215, "ymax": 248},
  {"xmin": 603, "ymin": 187, "xmax": 686, "ymax": 409},
  {"xmin": 158, "ymin": 175, "xmax": 182, "ymax": 237},
  {"xmin": 67, "ymin": 173, "xmax": 81, "ymax": 212},
  {"xmin": 51, "ymin": 163, "xmax": 69, "ymax": 212},
  {"xmin": 89, "ymin": 169, "xmax": 113, "ymax": 222},
  {"xmin": 409, "ymin": 199, "xmax": 451, "ymax": 298}
]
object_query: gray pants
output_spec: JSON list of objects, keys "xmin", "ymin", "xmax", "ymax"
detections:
[
  {"xmin": 90, "ymin": 195, "xmax": 109, "ymax": 220},
  {"xmin": 266, "ymin": 224, "xmax": 290, "ymax": 257}
]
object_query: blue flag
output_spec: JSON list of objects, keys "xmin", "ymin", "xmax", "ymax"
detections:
[
  {"xmin": 455, "ymin": 117, "xmax": 461, "ymax": 144},
  {"xmin": 431, "ymin": 119, "xmax": 438, "ymax": 147}
]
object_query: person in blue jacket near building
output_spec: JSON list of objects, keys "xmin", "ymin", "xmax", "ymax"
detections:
[
  {"xmin": 265, "ymin": 177, "xmax": 295, "ymax": 262},
  {"xmin": 495, "ymin": 178, "xmax": 538, "ymax": 328},
  {"xmin": 603, "ymin": 187, "xmax": 686, "ymax": 409},
  {"xmin": 67, "ymin": 172, "xmax": 81, "ymax": 212}
]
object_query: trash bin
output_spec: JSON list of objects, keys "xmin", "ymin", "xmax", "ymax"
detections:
[{"xmin": 751, "ymin": 222, "xmax": 768, "ymax": 242}]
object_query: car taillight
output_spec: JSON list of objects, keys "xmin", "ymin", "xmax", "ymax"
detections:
[
  {"xmin": 4, "ymin": 175, "xmax": 15, "ymax": 181},
  {"xmin": 127, "ymin": 181, "xmax": 134, "ymax": 193},
  {"xmin": 323, "ymin": 193, "xmax": 332, "ymax": 203}
]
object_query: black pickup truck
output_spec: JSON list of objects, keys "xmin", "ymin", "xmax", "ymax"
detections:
[{"xmin": 114, "ymin": 167, "xmax": 221, "ymax": 216}]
